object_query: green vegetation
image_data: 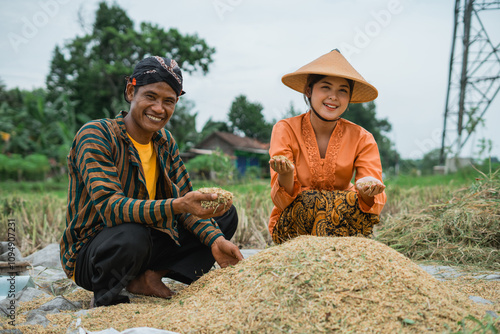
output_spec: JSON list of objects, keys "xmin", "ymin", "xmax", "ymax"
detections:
[
  {"xmin": 1, "ymin": 169, "xmax": 498, "ymax": 332},
  {"xmin": 343, "ymin": 101, "xmax": 399, "ymax": 171},
  {"xmin": 0, "ymin": 87, "xmax": 77, "ymax": 170},
  {"xmin": 46, "ymin": 2, "xmax": 215, "ymax": 129},
  {"xmin": 2, "ymin": 167, "xmax": 498, "ymax": 273},
  {"xmin": 185, "ymin": 149, "xmax": 237, "ymax": 183},
  {"xmin": 0, "ymin": 178, "xmax": 67, "ymax": 198},
  {"xmin": 450, "ymin": 314, "xmax": 499, "ymax": 334},
  {"xmin": 228, "ymin": 94, "xmax": 273, "ymax": 143},
  {"xmin": 165, "ymin": 99, "xmax": 200, "ymax": 152},
  {"xmin": 1, "ymin": 1, "xmax": 401, "ymax": 181},
  {"xmin": 0, "ymin": 153, "xmax": 51, "ymax": 181},
  {"xmin": 1, "ymin": 193, "xmax": 66, "ymax": 255},
  {"xmin": 0, "ymin": 1, "xmax": 216, "ymax": 173},
  {"xmin": 378, "ymin": 166, "xmax": 499, "ymax": 270}
]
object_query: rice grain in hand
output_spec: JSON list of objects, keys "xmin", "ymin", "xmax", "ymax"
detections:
[
  {"xmin": 271, "ymin": 155, "xmax": 293, "ymax": 169},
  {"xmin": 198, "ymin": 187, "xmax": 233, "ymax": 211},
  {"xmin": 357, "ymin": 181, "xmax": 378, "ymax": 188}
]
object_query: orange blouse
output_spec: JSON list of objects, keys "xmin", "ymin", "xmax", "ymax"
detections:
[{"xmin": 268, "ymin": 111, "xmax": 387, "ymax": 234}]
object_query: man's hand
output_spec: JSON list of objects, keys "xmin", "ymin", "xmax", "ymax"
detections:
[
  {"xmin": 356, "ymin": 176, "xmax": 385, "ymax": 197},
  {"xmin": 172, "ymin": 191, "xmax": 233, "ymax": 219},
  {"xmin": 211, "ymin": 236, "xmax": 243, "ymax": 268}
]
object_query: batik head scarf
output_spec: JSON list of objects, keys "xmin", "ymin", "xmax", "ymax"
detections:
[{"xmin": 124, "ymin": 56, "xmax": 185, "ymax": 103}]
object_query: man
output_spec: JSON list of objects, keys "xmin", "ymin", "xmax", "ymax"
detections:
[{"xmin": 60, "ymin": 56, "xmax": 243, "ymax": 307}]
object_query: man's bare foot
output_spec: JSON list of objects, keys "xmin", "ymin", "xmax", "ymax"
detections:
[{"xmin": 126, "ymin": 269, "xmax": 175, "ymax": 299}]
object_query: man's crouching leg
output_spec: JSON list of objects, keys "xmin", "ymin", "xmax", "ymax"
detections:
[
  {"xmin": 147, "ymin": 205, "xmax": 239, "ymax": 284},
  {"xmin": 74, "ymin": 223, "xmax": 173, "ymax": 307},
  {"xmin": 125, "ymin": 269, "xmax": 174, "ymax": 299}
]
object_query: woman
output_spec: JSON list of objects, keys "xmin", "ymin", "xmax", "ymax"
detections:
[{"xmin": 269, "ymin": 49, "xmax": 386, "ymax": 244}]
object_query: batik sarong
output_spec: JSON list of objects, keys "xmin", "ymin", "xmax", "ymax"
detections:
[{"xmin": 272, "ymin": 189, "xmax": 380, "ymax": 244}]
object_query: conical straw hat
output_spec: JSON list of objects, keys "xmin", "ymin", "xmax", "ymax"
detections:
[{"xmin": 281, "ymin": 49, "xmax": 378, "ymax": 103}]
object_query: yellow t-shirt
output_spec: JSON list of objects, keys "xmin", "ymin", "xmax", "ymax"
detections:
[{"xmin": 127, "ymin": 134, "xmax": 159, "ymax": 200}]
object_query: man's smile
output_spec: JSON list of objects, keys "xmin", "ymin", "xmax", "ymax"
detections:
[{"xmin": 146, "ymin": 114, "xmax": 163, "ymax": 122}]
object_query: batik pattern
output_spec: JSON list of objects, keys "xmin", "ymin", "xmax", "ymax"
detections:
[
  {"xmin": 154, "ymin": 56, "xmax": 182, "ymax": 84},
  {"xmin": 272, "ymin": 189, "xmax": 380, "ymax": 244}
]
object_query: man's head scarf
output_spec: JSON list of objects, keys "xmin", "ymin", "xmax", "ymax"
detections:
[{"xmin": 124, "ymin": 56, "xmax": 185, "ymax": 103}]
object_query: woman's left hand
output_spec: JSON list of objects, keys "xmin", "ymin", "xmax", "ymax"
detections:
[{"xmin": 356, "ymin": 176, "xmax": 385, "ymax": 197}]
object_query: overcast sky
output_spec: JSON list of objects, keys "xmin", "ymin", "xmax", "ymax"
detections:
[{"xmin": 1, "ymin": 0, "xmax": 499, "ymax": 160}]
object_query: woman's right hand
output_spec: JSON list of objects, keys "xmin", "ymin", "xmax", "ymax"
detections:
[{"xmin": 269, "ymin": 155, "xmax": 294, "ymax": 175}]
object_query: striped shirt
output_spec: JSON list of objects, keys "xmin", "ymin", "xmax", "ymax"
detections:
[{"xmin": 60, "ymin": 111, "xmax": 223, "ymax": 278}]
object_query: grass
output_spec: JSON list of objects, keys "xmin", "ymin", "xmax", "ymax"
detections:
[
  {"xmin": 1, "ymin": 170, "xmax": 498, "ymax": 333},
  {"xmin": 0, "ymin": 178, "xmax": 68, "ymax": 199},
  {"xmin": 376, "ymin": 167, "xmax": 500, "ymax": 271},
  {"xmin": 385, "ymin": 170, "xmax": 476, "ymax": 188},
  {"xmin": 1, "ymin": 168, "xmax": 499, "ymax": 271},
  {"xmin": 0, "ymin": 193, "xmax": 67, "ymax": 256}
]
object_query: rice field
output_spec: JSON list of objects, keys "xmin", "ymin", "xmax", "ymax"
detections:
[
  {"xmin": 378, "ymin": 168, "xmax": 500, "ymax": 270},
  {"xmin": 1, "ymin": 169, "xmax": 499, "ymax": 333},
  {"xmin": 1, "ymin": 167, "xmax": 498, "ymax": 271}
]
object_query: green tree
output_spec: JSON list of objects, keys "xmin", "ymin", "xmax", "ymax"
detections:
[
  {"xmin": 0, "ymin": 79, "xmax": 24, "ymax": 111},
  {"xmin": 199, "ymin": 118, "xmax": 231, "ymax": 142},
  {"xmin": 165, "ymin": 99, "xmax": 199, "ymax": 152},
  {"xmin": 421, "ymin": 148, "xmax": 441, "ymax": 175},
  {"xmin": 342, "ymin": 101, "xmax": 399, "ymax": 170},
  {"xmin": 281, "ymin": 101, "xmax": 302, "ymax": 119},
  {"xmin": 0, "ymin": 88, "xmax": 78, "ymax": 164},
  {"xmin": 184, "ymin": 149, "xmax": 236, "ymax": 184},
  {"xmin": 46, "ymin": 1, "xmax": 215, "ymax": 128},
  {"xmin": 228, "ymin": 95, "xmax": 272, "ymax": 142}
]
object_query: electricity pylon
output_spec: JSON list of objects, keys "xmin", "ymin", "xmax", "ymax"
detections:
[{"xmin": 440, "ymin": 0, "xmax": 500, "ymax": 163}]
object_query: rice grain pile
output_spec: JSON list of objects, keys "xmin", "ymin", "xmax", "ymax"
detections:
[{"xmin": 8, "ymin": 236, "xmax": 496, "ymax": 333}]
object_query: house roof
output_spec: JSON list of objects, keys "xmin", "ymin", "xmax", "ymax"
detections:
[{"xmin": 202, "ymin": 131, "xmax": 270, "ymax": 154}]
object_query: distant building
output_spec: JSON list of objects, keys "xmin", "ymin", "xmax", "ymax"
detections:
[{"xmin": 181, "ymin": 131, "xmax": 270, "ymax": 177}]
